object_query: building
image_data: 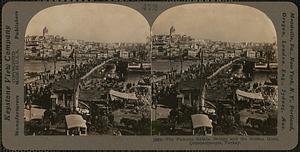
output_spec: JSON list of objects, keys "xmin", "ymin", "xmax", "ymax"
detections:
[
  {"xmin": 188, "ymin": 49, "xmax": 198, "ymax": 57},
  {"xmin": 177, "ymin": 79, "xmax": 205, "ymax": 108},
  {"xmin": 234, "ymin": 49, "xmax": 243, "ymax": 57},
  {"xmin": 77, "ymin": 53, "xmax": 97, "ymax": 59},
  {"xmin": 50, "ymin": 80, "xmax": 80, "ymax": 110},
  {"xmin": 224, "ymin": 51, "xmax": 235, "ymax": 59},
  {"xmin": 99, "ymin": 50, "xmax": 108, "ymax": 59},
  {"xmin": 107, "ymin": 49, "xmax": 116, "ymax": 58},
  {"xmin": 61, "ymin": 49, "xmax": 73, "ymax": 58},
  {"xmin": 119, "ymin": 50, "xmax": 129, "ymax": 59},
  {"xmin": 214, "ymin": 51, "xmax": 225, "ymax": 59},
  {"xmin": 245, "ymin": 49, "xmax": 256, "ymax": 58},
  {"xmin": 152, "ymin": 49, "xmax": 159, "ymax": 56}
]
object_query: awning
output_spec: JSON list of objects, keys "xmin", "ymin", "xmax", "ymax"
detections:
[
  {"xmin": 109, "ymin": 89, "xmax": 138, "ymax": 100},
  {"xmin": 152, "ymin": 105, "xmax": 171, "ymax": 120},
  {"xmin": 65, "ymin": 114, "xmax": 87, "ymax": 129},
  {"xmin": 236, "ymin": 89, "xmax": 264, "ymax": 100},
  {"xmin": 24, "ymin": 108, "xmax": 46, "ymax": 121},
  {"xmin": 191, "ymin": 114, "xmax": 213, "ymax": 128}
]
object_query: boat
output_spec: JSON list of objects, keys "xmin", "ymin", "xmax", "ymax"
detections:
[
  {"xmin": 128, "ymin": 62, "xmax": 151, "ymax": 72},
  {"xmin": 254, "ymin": 62, "xmax": 268, "ymax": 69},
  {"xmin": 109, "ymin": 89, "xmax": 138, "ymax": 101},
  {"xmin": 269, "ymin": 63, "xmax": 278, "ymax": 69},
  {"xmin": 141, "ymin": 62, "xmax": 151, "ymax": 70},
  {"xmin": 254, "ymin": 62, "xmax": 278, "ymax": 72},
  {"xmin": 127, "ymin": 62, "xmax": 141, "ymax": 71}
]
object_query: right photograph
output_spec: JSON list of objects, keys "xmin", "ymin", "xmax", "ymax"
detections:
[{"xmin": 150, "ymin": 4, "xmax": 278, "ymax": 136}]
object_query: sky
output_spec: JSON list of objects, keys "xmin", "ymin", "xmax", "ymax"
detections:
[
  {"xmin": 26, "ymin": 4, "xmax": 150, "ymax": 43},
  {"xmin": 152, "ymin": 4, "xmax": 277, "ymax": 43},
  {"xmin": 26, "ymin": 3, "xmax": 276, "ymax": 43}
]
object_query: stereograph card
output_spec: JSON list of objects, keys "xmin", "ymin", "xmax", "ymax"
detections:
[{"xmin": 1, "ymin": 0, "xmax": 298, "ymax": 150}]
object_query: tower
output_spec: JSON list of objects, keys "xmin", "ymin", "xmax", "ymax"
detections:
[{"xmin": 42, "ymin": 26, "xmax": 48, "ymax": 37}]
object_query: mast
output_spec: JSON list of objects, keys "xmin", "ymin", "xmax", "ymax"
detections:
[
  {"xmin": 72, "ymin": 46, "xmax": 77, "ymax": 113},
  {"xmin": 200, "ymin": 48, "xmax": 204, "ymax": 77},
  {"xmin": 43, "ymin": 49, "xmax": 47, "ymax": 73},
  {"xmin": 169, "ymin": 26, "xmax": 175, "ymax": 82},
  {"xmin": 169, "ymin": 33, "xmax": 172, "ymax": 75},
  {"xmin": 200, "ymin": 47, "xmax": 205, "ymax": 112},
  {"xmin": 53, "ymin": 49, "xmax": 56, "ymax": 75},
  {"xmin": 42, "ymin": 27, "xmax": 47, "ymax": 74},
  {"xmin": 150, "ymin": 29, "xmax": 157, "ymax": 129},
  {"xmin": 180, "ymin": 48, "xmax": 183, "ymax": 75},
  {"xmin": 196, "ymin": 45, "xmax": 206, "ymax": 113},
  {"xmin": 197, "ymin": 45, "xmax": 201, "ymax": 77}
]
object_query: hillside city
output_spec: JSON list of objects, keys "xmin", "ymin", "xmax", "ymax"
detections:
[{"xmin": 24, "ymin": 27, "xmax": 278, "ymax": 136}]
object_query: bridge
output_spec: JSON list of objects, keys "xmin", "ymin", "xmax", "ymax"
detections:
[
  {"xmin": 80, "ymin": 58, "xmax": 114, "ymax": 80},
  {"xmin": 199, "ymin": 58, "xmax": 241, "ymax": 113},
  {"xmin": 74, "ymin": 58, "xmax": 115, "ymax": 110},
  {"xmin": 207, "ymin": 58, "xmax": 241, "ymax": 80},
  {"xmin": 73, "ymin": 57, "xmax": 242, "ymax": 113}
]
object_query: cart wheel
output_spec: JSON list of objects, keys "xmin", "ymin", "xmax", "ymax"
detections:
[
  {"xmin": 89, "ymin": 126, "xmax": 96, "ymax": 132},
  {"xmin": 215, "ymin": 126, "xmax": 222, "ymax": 133}
]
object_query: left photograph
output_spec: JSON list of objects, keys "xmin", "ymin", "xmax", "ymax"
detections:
[{"xmin": 24, "ymin": 4, "xmax": 151, "ymax": 136}]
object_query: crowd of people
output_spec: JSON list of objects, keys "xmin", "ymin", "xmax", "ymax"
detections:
[
  {"xmin": 150, "ymin": 57, "xmax": 278, "ymax": 136},
  {"xmin": 151, "ymin": 58, "xmax": 233, "ymax": 107},
  {"xmin": 24, "ymin": 58, "xmax": 107, "ymax": 106},
  {"xmin": 76, "ymin": 60, "xmax": 152, "ymax": 135}
]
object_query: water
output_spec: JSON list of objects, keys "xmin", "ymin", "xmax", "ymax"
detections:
[
  {"xmin": 24, "ymin": 60, "xmax": 73, "ymax": 73},
  {"xmin": 24, "ymin": 60, "xmax": 87, "ymax": 73},
  {"xmin": 252, "ymin": 71, "xmax": 276, "ymax": 85},
  {"xmin": 25, "ymin": 60, "xmax": 204, "ymax": 83},
  {"xmin": 126, "ymin": 72, "xmax": 146, "ymax": 83},
  {"xmin": 25, "ymin": 59, "xmax": 274, "ymax": 91},
  {"xmin": 126, "ymin": 60, "xmax": 203, "ymax": 83},
  {"xmin": 152, "ymin": 59, "xmax": 203, "ymax": 72}
]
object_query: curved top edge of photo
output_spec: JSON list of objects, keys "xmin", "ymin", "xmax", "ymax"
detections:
[
  {"xmin": 25, "ymin": 3, "xmax": 151, "ymax": 44},
  {"xmin": 152, "ymin": 3, "xmax": 277, "ymax": 44}
]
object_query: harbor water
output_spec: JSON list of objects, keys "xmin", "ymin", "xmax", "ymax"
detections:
[{"xmin": 25, "ymin": 60, "xmax": 274, "ymax": 85}]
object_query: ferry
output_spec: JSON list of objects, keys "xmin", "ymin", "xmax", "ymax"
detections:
[
  {"xmin": 269, "ymin": 63, "xmax": 278, "ymax": 69},
  {"xmin": 141, "ymin": 63, "xmax": 151, "ymax": 70},
  {"xmin": 128, "ymin": 62, "xmax": 151, "ymax": 72},
  {"xmin": 254, "ymin": 62, "xmax": 277, "ymax": 72},
  {"xmin": 254, "ymin": 62, "xmax": 268, "ymax": 69},
  {"xmin": 128, "ymin": 62, "xmax": 141, "ymax": 70}
]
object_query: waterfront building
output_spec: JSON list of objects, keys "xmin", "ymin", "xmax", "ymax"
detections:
[
  {"xmin": 245, "ymin": 49, "xmax": 256, "ymax": 58},
  {"xmin": 214, "ymin": 51, "xmax": 225, "ymax": 59},
  {"xmin": 234, "ymin": 49, "xmax": 243, "ymax": 57},
  {"xmin": 61, "ymin": 49, "xmax": 73, "ymax": 58},
  {"xmin": 188, "ymin": 49, "xmax": 199, "ymax": 58},
  {"xmin": 77, "ymin": 53, "xmax": 98, "ymax": 59},
  {"xmin": 119, "ymin": 50, "xmax": 129, "ymax": 59},
  {"xmin": 224, "ymin": 51, "xmax": 235, "ymax": 59},
  {"xmin": 107, "ymin": 49, "xmax": 116, "ymax": 58},
  {"xmin": 99, "ymin": 51, "xmax": 108, "ymax": 59}
]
